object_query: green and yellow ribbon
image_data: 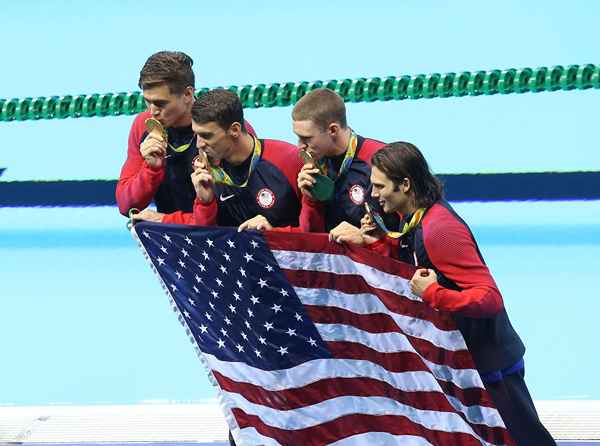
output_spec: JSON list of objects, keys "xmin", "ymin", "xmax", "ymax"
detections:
[
  {"xmin": 318, "ymin": 131, "xmax": 358, "ymax": 180},
  {"xmin": 384, "ymin": 207, "xmax": 426, "ymax": 239}
]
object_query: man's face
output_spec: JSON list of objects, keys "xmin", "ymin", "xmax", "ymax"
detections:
[
  {"xmin": 293, "ymin": 119, "xmax": 335, "ymax": 161},
  {"xmin": 143, "ymin": 84, "xmax": 191, "ymax": 128},
  {"xmin": 370, "ymin": 166, "xmax": 409, "ymax": 214},
  {"xmin": 192, "ymin": 120, "xmax": 233, "ymax": 162}
]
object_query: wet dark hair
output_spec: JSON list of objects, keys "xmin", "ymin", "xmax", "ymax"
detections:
[
  {"xmin": 292, "ymin": 88, "xmax": 347, "ymax": 130},
  {"xmin": 138, "ymin": 51, "xmax": 195, "ymax": 95},
  {"xmin": 191, "ymin": 88, "xmax": 246, "ymax": 132},
  {"xmin": 371, "ymin": 141, "xmax": 443, "ymax": 208}
]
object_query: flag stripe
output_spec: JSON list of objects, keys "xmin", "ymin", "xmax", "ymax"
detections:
[
  {"xmin": 324, "ymin": 340, "xmax": 499, "ymax": 421},
  {"xmin": 271, "ymin": 249, "xmax": 420, "ymax": 302},
  {"xmin": 265, "ymin": 232, "xmax": 416, "ymax": 279},
  {"xmin": 225, "ymin": 391, "xmax": 492, "ymax": 438},
  {"xmin": 205, "ymin": 352, "xmax": 494, "ymax": 410},
  {"xmin": 325, "ymin": 341, "xmax": 492, "ymax": 408},
  {"xmin": 286, "ymin": 269, "xmax": 457, "ymax": 332},
  {"xmin": 232, "ymin": 408, "xmax": 510, "ymax": 446},
  {"xmin": 263, "ymin": 232, "xmax": 416, "ymax": 280},
  {"xmin": 286, "ymin": 274, "xmax": 467, "ymax": 352},
  {"xmin": 306, "ymin": 304, "xmax": 474, "ymax": 369},
  {"xmin": 214, "ymin": 370, "xmax": 507, "ymax": 439},
  {"xmin": 317, "ymin": 323, "xmax": 482, "ymax": 389}
]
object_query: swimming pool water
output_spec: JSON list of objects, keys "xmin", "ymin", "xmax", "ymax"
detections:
[{"xmin": 1, "ymin": 201, "xmax": 598, "ymax": 405}]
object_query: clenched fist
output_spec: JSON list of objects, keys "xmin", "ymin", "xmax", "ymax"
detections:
[
  {"xmin": 297, "ymin": 162, "xmax": 320, "ymax": 200},
  {"xmin": 140, "ymin": 135, "xmax": 167, "ymax": 169},
  {"xmin": 190, "ymin": 155, "xmax": 215, "ymax": 204}
]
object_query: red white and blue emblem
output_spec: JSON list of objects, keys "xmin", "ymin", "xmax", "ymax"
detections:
[
  {"xmin": 256, "ymin": 188, "xmax": 276, "ymax": 208},
  {"xmin": 349, "ymin": 184, "xmax": 365, "ymax": 205}
]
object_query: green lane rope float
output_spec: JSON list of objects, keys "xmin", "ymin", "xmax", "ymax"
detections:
[{"xmin": 1, "ymin": 63, "xmax": 598, "ymax": 123}]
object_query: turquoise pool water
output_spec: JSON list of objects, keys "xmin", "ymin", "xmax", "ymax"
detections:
[{"xmin": 1, "ymin": 201, "xmax": 599, "ymax": 405}]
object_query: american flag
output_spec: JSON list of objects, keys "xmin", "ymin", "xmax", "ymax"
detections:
[{"xmin": 132, "ymin": 222, "xmax": 514, "ymax": 446}]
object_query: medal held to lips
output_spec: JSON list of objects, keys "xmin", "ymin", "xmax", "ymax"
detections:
[
  {"xmin": 299, "ymin": 149, "xmax": 335, "ymax": 202},
  {"xmin": 144, "ymin": 117, "xmax": 168, "ymax": 142}
]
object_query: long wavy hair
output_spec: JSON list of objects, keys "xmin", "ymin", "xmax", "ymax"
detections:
[{"xmin": 371, "ymin": 142, "xmax": 443, "ymax": 209}]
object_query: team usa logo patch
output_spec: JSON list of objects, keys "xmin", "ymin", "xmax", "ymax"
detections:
[
  {"xmin": 349, "ymin": 184, "xmax": 365, "ymax": 205},
  {"xmin": 256, "ymin": 188, "xmax": 276, "ymax": 208}
]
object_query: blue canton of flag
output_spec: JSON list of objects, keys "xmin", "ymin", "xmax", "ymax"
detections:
[{"xmin": 135, "ymin": 222, "xmax": 330, "ymax": 370}]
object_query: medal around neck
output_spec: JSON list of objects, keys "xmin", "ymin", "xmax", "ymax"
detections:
[{"xmin": 299, "ymin": 149, "xmax": 334, "ymax": 201}]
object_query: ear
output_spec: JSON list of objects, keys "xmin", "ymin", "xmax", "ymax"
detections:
[
  {"xmin": 401, "ymin": 178, "xmax": 411, "ymax": 194},
  {"xmin": 327, "ymin": 122, "xmax": 340, "ymax": 137},
  {"xmin": 228, "ymin": 122, "xmax": 242, "ymax": 137},
  {"xmin": 183, "ymin": 86, "xmax": 195, "ymax": 103}
]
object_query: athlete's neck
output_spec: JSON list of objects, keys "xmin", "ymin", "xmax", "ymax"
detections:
[
  {"xmin": 225, "ymin": 133, "xmax": 255, "ymax": 165},
  {"xmin": 400, "ymin": 200, "xmax": 418, "ymax": 216},
  {"xmin": 170, "ymin": 108, "xmax": 193, "ymax": 128},
  {"xmin": 330, "ymin": 127, "xmax": 353, "ymax": 157}
]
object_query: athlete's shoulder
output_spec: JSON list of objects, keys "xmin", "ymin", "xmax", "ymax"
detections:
[
  {"xmin": 129, "ymin": 111, "xmax": 152, "ymax": 141},
  {"xmin": 262, "ymin": 138, "xmax": 301, "ymax": 167},
  {"xmin": 356, "ymin": 134, "xmax": 386, "ymax": 163},
  {"xmin": 132, "ymin": 110, "xmax": 152, "ymax": 128},
  {"xmin": 423, "ymin": 202, "xmax": 469, "ymax": 236},
  {"xmin": 261, "ymin": 138, "xmax": 302, "ymax": 187}
]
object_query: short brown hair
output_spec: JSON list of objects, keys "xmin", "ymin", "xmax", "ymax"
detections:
[
  {"xmin": 192, "ymin": 89, "xmax": 246, "ymax": 132},
  {"xmin": 138, "ymin": 51, "xmax": 195, "ymax": 95},
  {"xmin": 371, "ymin": 142, "xmax": 443, "ymax": 209},
  {"xmin": 292, "ymin": 88, "xmax": 347, "ymax": 130}
]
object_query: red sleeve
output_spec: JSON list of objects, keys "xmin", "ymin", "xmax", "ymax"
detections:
[
  {"xmin": 298, "ymin": 195, "xmax": 325, "ymax": 232},
  {"xmin": 115, "ymin": 112, "xmax": 165, "ymax": 216},
  {"xmin": 193, "ymin": 197, "xmax": 218, "ymax": 226},
  {"xmin": 162, "ymin": 211, "xmax": 194, "ymax": 225},
  {"xmin": 420, "ymin": 208, "xmax": 504, "ymax": 317}
]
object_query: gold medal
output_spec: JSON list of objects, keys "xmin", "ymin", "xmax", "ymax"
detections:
[
  {"xmin": 144, "ymin": 117, "xmax": 193, "ymax": 154},
  {"xmin": 145, "ymin": 117, "xmax": 168, "ymax": 142}
]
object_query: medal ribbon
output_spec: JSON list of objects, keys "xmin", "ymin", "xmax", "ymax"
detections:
[
  {"xmin": 317, "ymin": 131, "xmax": 358, "ymax": 180},
  {"xmin": 382, "ymin": 207, "xmax": 426, "ymax": 239}
]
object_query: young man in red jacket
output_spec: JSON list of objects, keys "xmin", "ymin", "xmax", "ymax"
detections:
[
  {"xmin": 117, "ymin": 51, "xmax": 254, "ymax": 225},
  {"xmin": 331, "ymin": 141, "xmax": 556, "ymax": 445},
  {"xmin": 189, "ymin": 88, "xmax": 322, "ymax": 233},
  {"xmin": 239, "ymin": 88, "xmax": 398, "ymax": 234}
]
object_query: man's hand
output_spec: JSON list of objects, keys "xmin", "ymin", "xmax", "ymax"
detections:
[
  {"xmin": 329, "ymin": 221, "xmax": 380, "ymax": 245},
  {"xmin": 140, "ymin": 135, "xmax": 167, "ymax": 169},
  {"xmin": 409, "ymin": 268, "xmax": 438, "ymax": 297},
  {"xmin": 297, "ymin": 162, "xmax": 320, "ymax": 200},
  {"xmin": 190, "ymin": 157, "xmax": 215, "ymax": 204},
  {"xmin": 360, "ymin": 212, "xmax": 386, "ymax": 240},
  {"xmin": 360, "ymin": 212, "xmax": 378, "ymax": 233},
  {"xmin": 238, "ymin": 215, "xmax": 273, "ymax": 232},
  {"xmin": 131, "ymin": 208, "xmax": 165, "ymax": 223}
]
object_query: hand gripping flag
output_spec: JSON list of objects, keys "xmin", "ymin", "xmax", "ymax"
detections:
[{"xmin": 132, "ymin": 222, "xmax": 514, "ymax": 446}]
